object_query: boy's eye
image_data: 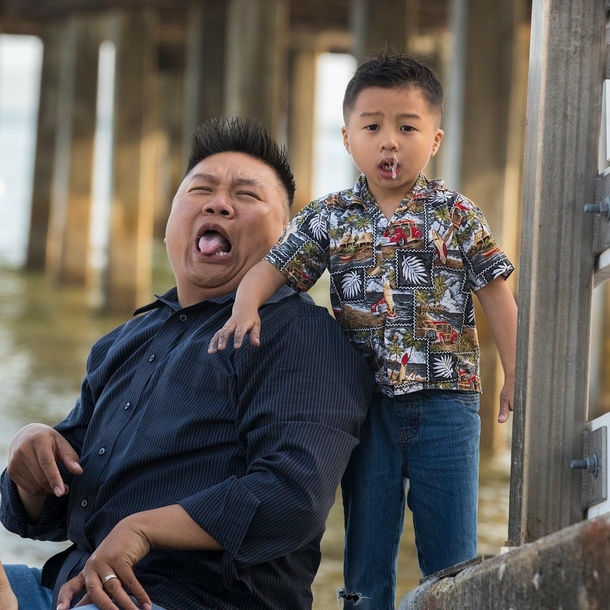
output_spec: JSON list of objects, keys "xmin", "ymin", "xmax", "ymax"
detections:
[
  {"xmin": 365, "ymin": 124, "xmax": 380, "ymax": 131},
  {"xmin": 192, "ymin": 186, "xmax": 212, "ymax": 193},
  {"xmin": 400, "ymin": 125, "xmax": 416, "ymax": 132}
]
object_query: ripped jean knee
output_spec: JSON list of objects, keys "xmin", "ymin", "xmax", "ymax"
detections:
[{"xmin": 337, "ymin": 588, "xmax": 364, "ymax": 606}]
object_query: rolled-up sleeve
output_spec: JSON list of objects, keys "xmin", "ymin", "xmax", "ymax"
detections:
[{"xmin": 179, "ymin": 306, "xmax": 372, "ymax": 591}]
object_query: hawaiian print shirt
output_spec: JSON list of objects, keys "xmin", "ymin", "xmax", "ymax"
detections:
[{"xmin": 265, "ymin": 174, "xmax": 514, "ymax": 396}]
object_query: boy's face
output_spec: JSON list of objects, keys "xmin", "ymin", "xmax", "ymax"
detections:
[{"xmin": 341, "ymin": 85, "xmax": 443, "ymax": 205}]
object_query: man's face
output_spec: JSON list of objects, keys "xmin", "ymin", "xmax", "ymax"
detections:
[
  {"xmin": 341, "ymin": 85, "xmax": 443, "ymax": 205},
  {"xmin": 165, "ymin": 151, "xmax": 288, "ymax": 306}
]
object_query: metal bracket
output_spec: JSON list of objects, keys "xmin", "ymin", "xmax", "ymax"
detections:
[
  {"xmin": 571, "ymin": 426, "xmax": 607, "ymax": 510},
  {"xmin": 584, "ymin": 197, "xmax": 610, "ymax": 221}
]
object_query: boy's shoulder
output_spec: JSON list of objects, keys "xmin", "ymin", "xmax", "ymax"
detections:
[{"xmin": 424, "ymin": 182, "xmax": 480, "ymax": 213}]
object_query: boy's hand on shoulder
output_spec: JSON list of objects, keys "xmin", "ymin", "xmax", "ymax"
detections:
[
  {"xmin": 208, "ymin": 304, "xmax": 261, "ymax": 353},
  {"xmin": 498, "ymin": 376, "xmax": 514, "ymax": 424}
]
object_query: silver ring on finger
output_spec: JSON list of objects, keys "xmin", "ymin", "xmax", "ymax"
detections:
[{"xmin": 103, "ymin": 574, "xmax": 119, "ymax": 585}]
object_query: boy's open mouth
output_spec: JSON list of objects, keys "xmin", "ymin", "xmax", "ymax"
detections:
[
  {"xmin": 196, "ymin": 230, "xmax": 232, "ymax": 257},
  {"xmin": 379, "ymin": 155, "xmax": 400, "ymax": 179}
]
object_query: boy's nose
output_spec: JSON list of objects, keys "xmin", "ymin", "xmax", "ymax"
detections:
[{"xmin": 381, "ymin": 135, "xmax": 398, "ymax": 151}]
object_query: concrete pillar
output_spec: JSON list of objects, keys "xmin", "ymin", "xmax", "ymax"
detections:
[
  {"xmin": 224, "ymin": 0, "xmax": 289, "ymax": 141},
  {"xmin": 25, "ymin": 23, "xmax": 62, "ymax": 272},
  {"xmin": 351, "ymin": 0, "xmax": 407, "ymax": 62},
  {"xmin": 508, "ymin": 0, "xmax": 605, "ymax": 544},
  {"xmin": 104, "ymin": 9, "xmax": 158, "ymax": 313},
  {"xmin": 288, "ymin": 45, "xmax": 318, "ymax": 212},
  {"xmin": 46, "ymin": 15, "xmax": 100, "ymax": 287},
  {"xmin": 459, "ymin": 0, "xmax": 522, "ymax": 456},
  {"xmin": 440, "ymin": 0, "xmax": 467, "ymax": 192},
  {"xmin": 183, "ymin": 0, "xmax": 228, "ymax": 159},
  {"xmin": 156, "ymin": 68, "xmax": 185, "ymax": 239}
]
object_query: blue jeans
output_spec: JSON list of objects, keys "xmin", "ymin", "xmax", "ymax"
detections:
[
  {"xmin": 339, "ymin": 390, "xmax": 480, "ymax": 609},
  {"xmin": 4, "ymin": 564, "xmax": 167, "ymax": 610}
]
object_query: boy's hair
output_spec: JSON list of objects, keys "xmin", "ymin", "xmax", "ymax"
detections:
[
  {"xmin": 343, "ymin": 53, "xmax": 444, "ymax": 123},
  {"xmin": 186, "ymin": 117, "xmax": 296, "ymax": 209}
]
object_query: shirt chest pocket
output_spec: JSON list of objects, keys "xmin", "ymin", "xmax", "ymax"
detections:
[{"xmin": 137, "ymin": 356, "xmax": 236, "ymax": 452}]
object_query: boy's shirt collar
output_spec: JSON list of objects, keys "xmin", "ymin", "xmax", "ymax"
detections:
[{"xmin": 341, "ymin": 173, "xmax": 445, "ymax": 211}]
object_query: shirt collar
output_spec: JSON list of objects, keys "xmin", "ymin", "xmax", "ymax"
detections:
[
  {"xmin": 132, "ymin": 284, "xmax": 295, "ymax": 316},
  {"xmin": 338, "ymin": 172, "xmax": 444, "ymax": 211}
]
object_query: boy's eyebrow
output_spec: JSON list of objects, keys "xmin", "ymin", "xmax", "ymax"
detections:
[{"xmin": 358, "ymin": 111, "xmax": 422, "ymax": 120}]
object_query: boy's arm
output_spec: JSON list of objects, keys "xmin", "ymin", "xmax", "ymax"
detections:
[
  {"xmin": 474, "ymin": 276, "xmax": 517, "ymax": 424},
  {"xmin": 208, "ymin": 260, "xmax": 287, "ymax": 352}
]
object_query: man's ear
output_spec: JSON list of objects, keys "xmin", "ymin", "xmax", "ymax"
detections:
[{"xmin": 341, "ymin": 126, "xmax": 351, "ymax": 154}]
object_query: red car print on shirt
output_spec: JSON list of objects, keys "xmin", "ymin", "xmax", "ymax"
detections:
[{"xmin": 381, "ymin": 219, "xmax": 422, "ymax": 247}]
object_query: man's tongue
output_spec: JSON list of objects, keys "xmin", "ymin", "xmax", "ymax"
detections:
[{"xmin": 198, "ymin": 231, "xmax": 230, "ymax": 256}]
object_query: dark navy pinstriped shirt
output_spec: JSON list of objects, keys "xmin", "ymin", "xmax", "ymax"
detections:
[{"xmin": 0, "ymin": 286, "xmax": 372, "ymax": 610}]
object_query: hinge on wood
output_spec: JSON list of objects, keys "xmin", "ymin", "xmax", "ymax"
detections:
[{"xmin": 571, "ymin": 427, "xmax": 608, "ymax": 510}]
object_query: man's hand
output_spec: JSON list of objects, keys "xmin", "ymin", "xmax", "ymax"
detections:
[
  {"xmin": 7, "ymin": 424, "xmax": 82, "ymax": 513},
  {"xmin": 0, "ymin": 561, "xmax": 18, "ymax": 610},
  {"xmin": 57, "ymin": 505, "xmax": 221, "ymax": 610},
  {"xmin": 56, "ymin": 516, "xmax": 153, "ymax": 610},
  {"xmin": 498, "ymin": 376, "xmax": 515, "ymax": 424}
]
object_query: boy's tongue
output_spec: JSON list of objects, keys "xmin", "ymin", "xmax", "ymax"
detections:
[{"xmin": 198, "ymin": 231, "xmax": 230, "ymax": 255}]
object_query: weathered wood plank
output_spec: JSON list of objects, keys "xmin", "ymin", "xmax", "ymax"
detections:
[{"xmin": 508, "ymin": 0, "xmax": 605, "ymax": 544}]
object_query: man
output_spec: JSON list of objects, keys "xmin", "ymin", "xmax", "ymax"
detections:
[
  {"xmin": 0, "ymin": 561, "xmax": 17, "ymax": 610},
  {"xmin": 1, "ymin": 117, "xmax": 372, "ymax": 610}
]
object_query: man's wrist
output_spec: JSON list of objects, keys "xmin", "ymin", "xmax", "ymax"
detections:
[{"xmin": 16, "ymin": 485, "xmax": 49, "ymax": 523}]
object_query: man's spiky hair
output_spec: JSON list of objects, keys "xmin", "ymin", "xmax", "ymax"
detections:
[{"xmin": 186, "ymin": 117, "xmax": 296, "ymax": 209}]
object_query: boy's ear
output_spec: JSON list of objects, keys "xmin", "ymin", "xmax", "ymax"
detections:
[
  {"xmin": 341, "ymin": 126, "xmax": 351, "ymax": 154},
  {"xmin": 431, "ymin": 129, "xmax": 444, "ymax": 157}
]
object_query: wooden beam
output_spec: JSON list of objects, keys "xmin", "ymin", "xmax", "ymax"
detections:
[
  {"xmin": 508, "ymin": 0, "xmax": 605, "ymax": 544},
  {"xmin": 51, "ymin": 15, "xmax": 100, "ymax": 287},
  {"xmin": 25, "ymin": 23, "xmax": 62, "ymax": 271},
  {"xmin": 288, "ymin": 46, "xmax": 318, "ymax": 212},
  {"xmin": 351, "ymin": 0, "xmax": 408, "ymax": 61},
  {"xmin": 224, "ymin": 0, "xmax": 289, "ymax": 142},
  {"xmin": 459, "ymin": 0, "xmax": 520, "ymax": 457},
  {"xmin": 104, "ymin": 9, "xmax": 158, "ymax": 313}
]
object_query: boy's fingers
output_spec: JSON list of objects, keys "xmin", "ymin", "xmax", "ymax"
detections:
[
  {"xmin": 497, "ymin": 400, "xmax": 510, "ymax": 423},
  {"xmin": 233, "ymin": 324, "xmax": 252, "ymax": 349},
  {"xmin": 217, "ymin": 326, "xmax": 232, "ymax": 350},
  {"xmin": 249, "ymin": 322, "xmax": 261, "ymax": 347},
  {"xmin": 208, "ymin": 331, "xmax": 221, "ymax": 353}
]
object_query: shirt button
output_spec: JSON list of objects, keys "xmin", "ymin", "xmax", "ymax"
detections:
[
  {"xmin": 179, "ymin": 314, "xmax": 187, "ymax": 322},
  {"xmin": 81, "ymin": 499, "xmax": 88, "ymax": 508},
  {"xmin": 124, "ymin": 402, "xmax": 131, "ymax": 410},
  {"xmin": 149, "ymin": 355, "xmax": 155, "ymax": 362},
  {"xmin": 98, "ymin": 447, "xmax": 106, "ymax": 455}
]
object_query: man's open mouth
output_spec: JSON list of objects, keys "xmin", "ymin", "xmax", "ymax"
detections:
[{"xmin": 196, "ymin": 230, "xmax": 232, "ymax": 257}]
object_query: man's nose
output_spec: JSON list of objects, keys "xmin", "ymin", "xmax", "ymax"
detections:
[{"xmin": 203, "ymin": 193, "xmax": 235, "ymax": 217}]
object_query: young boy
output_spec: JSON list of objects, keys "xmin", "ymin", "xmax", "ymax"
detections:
[{"xmin": 209, "ymin": 54, "xmax": 517, "ymax": 609}]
